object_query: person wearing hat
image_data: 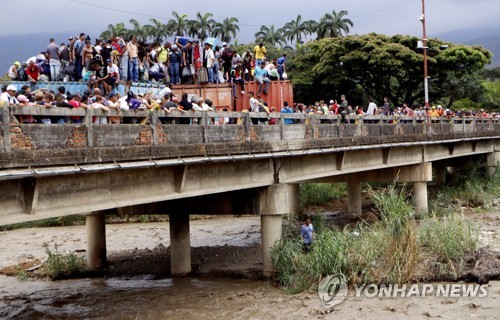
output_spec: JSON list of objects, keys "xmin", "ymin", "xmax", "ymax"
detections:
[
  {"xmin": 99, "ymin": 59, "xmax": 120, "ymax": 95},
  {"xmin": 0, "ymin": 85, "xmax": 19, "ymax": 105},
  {"xmin": 7, "ymin": 61, "xmax": 21, "ymax": 80}
]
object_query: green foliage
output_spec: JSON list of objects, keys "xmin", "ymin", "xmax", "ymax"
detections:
[
  {"xmin": 451, "ymin": 98, "xmax": 481, "ymax": 111},
  {"xmin": 290, "ymin": 34, "xmax": 492, "ymax": 106},
  {"xmin": 480, "ymin": 79, "xmax": 500, "ymax": 110},
  {"xmin": 43, "ymin": 243, "xmax": 84, "ymax": 279},
  {"xmin": 419, "ymin": 213, "xmax": 478, "ymax": 266},
  {"xmin": 299, "ymin": 183, "xmax": 347, "ymax": 209},
  {"xmin": 0, "ymin": 215, "xmax": 85, "ymax": 231},
  {"xmin": 273, "ymin": 180, "xmax": 483, "ymax": 293}
]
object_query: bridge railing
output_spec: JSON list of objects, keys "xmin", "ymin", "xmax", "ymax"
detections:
[{"xmin": 1, "ymin": 104, "xmax": 499, "ymax": 151}]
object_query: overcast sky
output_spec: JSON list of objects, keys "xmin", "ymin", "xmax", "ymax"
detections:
[{"xmin": 1, "ymin": 0, "xmax": 500, "ymax": 43}]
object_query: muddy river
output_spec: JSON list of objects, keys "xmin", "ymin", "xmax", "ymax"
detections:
[{"xmin": 0, "ymin": 214, "xmax": 499, "ymax": 319}]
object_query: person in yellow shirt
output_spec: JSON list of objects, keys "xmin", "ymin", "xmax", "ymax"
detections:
[
  {"xmin": 429, "ymin": 106, "xmax": 439, "ymax": 117},
  {"xmin": 254, "ymin": 42, "xmax": 266, "ymax": 66}
]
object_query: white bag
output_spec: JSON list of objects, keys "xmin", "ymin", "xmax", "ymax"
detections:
[
  {"xmin": 282, "ymin": 72, "xmax": 288, "ymax": 80},
  {"xmin": 118, "ymin": 97, "xmax": 129, "ymax": 111}
]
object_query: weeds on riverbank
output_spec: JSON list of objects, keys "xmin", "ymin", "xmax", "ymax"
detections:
[
  {"xmin": 41, "ymin": 243, "xmax": 84, "ymax": 279},
  {"xmin": 272, "ymin": 182, "xmax": 480, "ymax": 293},
  {"xmin": 299, "ymin": 183, "xmax": 347, "ymax": 211}
]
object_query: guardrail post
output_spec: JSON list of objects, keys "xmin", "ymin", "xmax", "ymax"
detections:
[
  {"xmin": 1, "ymin": 107, "xmax": 11, "ymax": 152},
  {"xmin": 84, "ymin": 108, "xmax": 93, "ymax": 147},
  {"xmin": 279, "ymin": 114, "xmax": 285, "ymax": 140},
  {"xmin": 244, "ymin": 112, "xmax": 251, "ymax": 142},
  {"xmin": 311, "ymin": 115, "xmax": 318, "ymax": 140},
  {"xmin": 151, "ymin": 110, "xmax": 159, "ymax": 145},
  {"xmin": 202, "ymin": 112, "xmax": 209, "ymax": 144}
]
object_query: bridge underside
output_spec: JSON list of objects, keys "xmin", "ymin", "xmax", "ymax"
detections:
[{"xmin": 0, "ymin": 139, "xmax": 497, "ymax": 226}]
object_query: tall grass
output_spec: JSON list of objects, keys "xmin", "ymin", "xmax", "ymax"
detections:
[
  {"xmin": 299, "ymin": 183, "xmax": 347, "ymax": 210},
  {"xmin": 42, "ymin": 243, "xmax": 84, "ymax": 279},
  {"xmin": 272, "ymin": 182, "xmax": 480, "ymax": 293}
]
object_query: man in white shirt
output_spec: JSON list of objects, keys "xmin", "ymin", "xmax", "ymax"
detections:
[
  {"xmin": 0, "ymin": 85, "xmax": 19, "ymax": 105},
  {"xmin": 366, "ymin": 99, "xmax": 378, "ymax": 115},
  {"xmin": 100, "ymin": 59, "xmax": 120, "ymax": 95},
  {"xmin": 203, "ymin": 42, "xmax": 215, "ymax": 83}
]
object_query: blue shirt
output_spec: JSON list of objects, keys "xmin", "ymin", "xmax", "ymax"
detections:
[
  {"xmin": 281, "ymin": 106, "xmax": 294, "ymax": 124},
  {"xmin": 301, "ymin": 224, "xmax": 314, "ymax": 244},
  {"xmin": 277, "ymin": 56, "xmax": 286, "ymax": 67},
  {"xmin": 254, "ymin": 66, "xmax": 267, "ymax": 79}
]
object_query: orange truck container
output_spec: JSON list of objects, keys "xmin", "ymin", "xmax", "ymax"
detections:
[{"xmin": 170, "ymin": 80, "xmax": 293, "ymax": 111}]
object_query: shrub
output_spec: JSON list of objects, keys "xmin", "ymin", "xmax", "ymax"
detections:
[
  {"xmin": 299, "ymin": 183, "xmax": 346, "ymax": 209},
  {"xmin": 42, "ymin": 243, "xmax": 84, "ymax": 279}
]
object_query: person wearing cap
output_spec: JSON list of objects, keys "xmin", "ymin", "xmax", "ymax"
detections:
[
  {"xmin": 99, "ymin": 59, "xmax": 120, "ymax": 95},
  {"xmin": 254, "ymin": 42, "xmax": 267, "ymax": 66},
  {"xmin": 7, "ymin": 61, "xmax": 21, "ymax": 80},
  {"xmin": 0, "ymin": 85, "xmax": 19, "ymax": 105}
]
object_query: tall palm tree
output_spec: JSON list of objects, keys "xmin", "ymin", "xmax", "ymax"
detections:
[
  {"xmin": 168, "ymin": 11, "xmax": 189, "ymax": 36},
  {"xmin": 254, "ymin": 25, "xmax": 285, "ymax": 48},
  {"xmin": 187, "ymin": 12, "xmax": 216, "ymax": 42},
  {"xmin": 283, "ymin": 15, "xmax": 309, "ymax": 45},
  {"xmin": 129, "ymin": 19, "xmax": 149, "ymax": 42},
  {"xmin": 212, "ymin": 17, "xmax": 240, "ymax": 43},
  {"xmin": 145, "ymin": 18, "xmax": 170, "ymax": 43},
  {"xmin": 316, "ymin": 10, "xmax": 353, "ymax": 39},
  {"xmin": 100, "ymin": 23, "xmax": 129, "ymax": 40}
]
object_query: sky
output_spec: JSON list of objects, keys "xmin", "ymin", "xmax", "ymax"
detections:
[
  {"xmin": 1, "ymin": 0, "xmax": 500, "ymax": 71},
  {"xmin": 2, "ymin": 0, "xmax": 500, "ymax": 40}
]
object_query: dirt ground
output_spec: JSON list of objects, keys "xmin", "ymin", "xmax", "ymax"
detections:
[{"xmin": 0, "ymin": 210, "xmax": 499, "ymax": 319}]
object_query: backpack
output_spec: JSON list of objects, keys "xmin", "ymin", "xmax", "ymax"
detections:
[{"xmin": 17, "ymin": 66, "xmax": 28, "ymax": 81}]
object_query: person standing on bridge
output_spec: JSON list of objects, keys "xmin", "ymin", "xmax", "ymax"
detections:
[{"xmin": 301, "ymin": 218, "xmax": 315, "ymax": 253}]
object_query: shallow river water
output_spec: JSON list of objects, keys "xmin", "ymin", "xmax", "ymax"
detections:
[{"xmin": 0, "ymin": 215, "xmax": 499, "ymax": 319}]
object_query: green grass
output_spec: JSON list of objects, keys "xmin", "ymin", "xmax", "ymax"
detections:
[
  {"xmin": 299, "ymin": 183, "xmax": 347, "ymax": 210},
  {"xmin": 42, "ymin": 243, "xmax": 84, "ymax": 279},
  {"xmin": 0, "ymin": 215, "xmax": 86, "ymax": 231},
  {"xmin": 272, "ymin": 181, "xmax": 481, "ymax": 293}
]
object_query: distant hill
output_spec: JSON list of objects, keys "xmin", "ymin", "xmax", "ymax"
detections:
[
  {"xmin": 464, "ymin": 34, "xmax": 500, "ymax": 68},
  {"xmin": 437, "ymin": 28, "xmax": 500, "ymax": 68}
]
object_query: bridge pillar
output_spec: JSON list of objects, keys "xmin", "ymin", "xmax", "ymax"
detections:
[
  {"xmin": 487, "ymin": 152, "xmax": 500, "ymax": 177},
  {"xmin": 347, "ymin": 181, "xmax": 362, "ymax": 216},
  {"xmin": 86, "ymin": 213, "xmax": 106, "ymax": 270},
  {"xmin": 169, "ymin": 212, "xmax": 191, "ymax": 276},
  {"xmin": 413, "ymin": 181, "xmax": 428, "ymax": 218},
  {"xmin": 260, "ymin": 184, "xmax": 294, "ymax": 277}
]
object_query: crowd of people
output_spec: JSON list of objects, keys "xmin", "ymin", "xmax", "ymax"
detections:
[
  {"xmin": 5, "ymin": 33, "xmax": 288, "ymax": 98},
  {"xmin": 1, "ymin": 82, "xmax": 497, "ymax": 126}
]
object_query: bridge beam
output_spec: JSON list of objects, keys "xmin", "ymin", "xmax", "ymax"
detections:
[
  {"xmin": 487, "ymin": 151, "xmax": 500, "ymax": 177},
  {"xmin": 259, "ymin": 184, "xmax": 296, "ymax": 277},
  {"xmin": 169, "ymin": 212, "xmax": 191, "ymax": 276},
  {"xmin": 86, "ymin": 212, "xmax": 106, "ymax": 271}
]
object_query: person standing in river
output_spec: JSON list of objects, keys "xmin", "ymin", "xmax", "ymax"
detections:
[{"xmin": 301, "ymin": 218, "xmax": 315, "ymax": 253}]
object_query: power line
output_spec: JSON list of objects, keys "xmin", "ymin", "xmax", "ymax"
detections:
[{"xmin": 69, "ymin": 0, "xmax": 418, "ymax": 28}]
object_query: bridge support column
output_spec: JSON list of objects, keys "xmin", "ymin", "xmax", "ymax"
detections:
[
  {"xmin": 86, "ymin": 212, "xmax": 106, "ymax": 271},
  {"xmin": 260, "ymin": 184, "xmax": 294, "ymax": 277},
  {"xmin": 413, "ymin": 182, "xmax": 428, "ymax": 218},
  {"xmin": 347, "ymin": 181, "xmax": 362, "ymax": 216},
  {"xmin": 487, "ymin": 152, "xmax": 500, "ymax": 177},
  {"xmin": 169, "ymin": 212, "xmax": 191, "ymax": 276}
]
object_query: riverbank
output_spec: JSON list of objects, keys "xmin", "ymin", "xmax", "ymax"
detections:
[{"xmin": 0, "ymin": 211, "xmax": 499, "ymax": 319}]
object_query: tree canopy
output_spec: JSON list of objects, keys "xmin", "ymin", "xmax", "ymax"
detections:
[{"xmin": 290, "ymin": 33, "xmax": 492, "ymax": 106}]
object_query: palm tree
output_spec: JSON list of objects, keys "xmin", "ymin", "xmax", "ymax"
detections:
[
  {"xmin": 129, "ymin": 19, "xmax": 149, "ymax": 42},
  {"xmin": 187, "ymin": 12, "xmax": 216, "ymax": 42},
  {"xmin": 254, "ymin": 25, "xmax": 285, "ymax": 48},
  {"xmin": 100, "ymin": 23, "xmax": 129, "ymax": 40},
  {"xmin": 316, "ymin": 10, "xmax": 353, "ymax": 39},
  {"xmin": 283, "ymin": 15, "xmax": 309, "ymax": 45},
  {"xmin": 212, "ymin": 17, "xmax": 240, "ymax": 43},
  {"xmin": 145, "ymin": 18, "xmax": 170, "ymax": 43},
  {"xmin": 168, "ymin": 11, "xmax": 189, "ymax": 36}
]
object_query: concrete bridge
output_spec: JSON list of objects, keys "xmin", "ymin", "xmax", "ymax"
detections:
[{"xmin": 1, "ymin": 105, "xmax": 499, "ymax": 277}]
